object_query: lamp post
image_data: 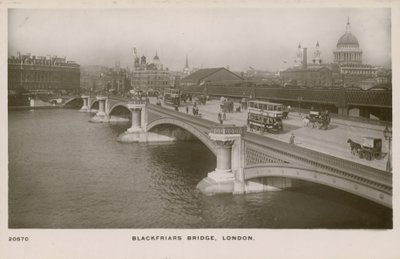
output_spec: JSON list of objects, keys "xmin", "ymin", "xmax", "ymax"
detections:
[
  {"xmin": 297, "ymin": 96, "xmax": 303, "ymax": 115},
  {"xmin": 383, "ymin": 125, "xmax": 392, "ymax": 173}
]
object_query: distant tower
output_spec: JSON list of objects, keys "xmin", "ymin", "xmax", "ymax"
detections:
[
  {"xmin": 294, "ymin": 43, "xmax": 303, "ymax": 67},
  {"xmin": 132, "ymin": 46, "xmax": 139, "ymax": 70},
  {"xmin": 313, "ymin": 41, "xmax": 322, "ymax": 64},
  {"xmin": 183, "ymin": 54, "xmax": 190, "ymax": 76},
  {"xmin": 115, "ymin": 61, "xmax": 121, "ymax": 72},
  {"xmin": 153, "ymin": 51, "xmax": 162, "ymax": 70},
  {"xmin": 140, "ymin": 55, "xmax": 147, "ymax": 65}
]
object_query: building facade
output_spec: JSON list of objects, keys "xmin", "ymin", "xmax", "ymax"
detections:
[
  {"xmin": 130, "ymin": 50, "xmax": 170, "ymax": 91},
  {"xmin": 80, "ymin": 65, "xmax": 110, "ymax": 92},
  {"xmin": 80, "ymin": 64, "xmax": 131, "ymax": 94},
  {"xmin": 8, "ymin": 52, "xmax": 80, "ymax": 93}
]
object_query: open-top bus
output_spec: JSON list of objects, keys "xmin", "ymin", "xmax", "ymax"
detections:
[
  {"xmin": 247, "ymin": 100, "xmax": 284, "ymax": 133},
  {"xmin": 163, "ymin": 88, "xmax": 181, "ymax": 107}
]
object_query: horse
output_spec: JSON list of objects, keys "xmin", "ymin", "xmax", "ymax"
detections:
[{"xmin": 347, "ymin": 139, "xmax": 361, "ymax": 155}]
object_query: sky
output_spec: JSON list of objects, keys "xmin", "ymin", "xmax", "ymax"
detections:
[{"xmin": 8, "ymin": 8, "xmax": 391, "ymax": 72}]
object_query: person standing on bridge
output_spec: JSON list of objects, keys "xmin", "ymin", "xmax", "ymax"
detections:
[
  {"xmin": 289, "ymin": 133, "xmax": 295, "ymax": 145},
  {"xmin": 218, "ymin": 112, "xmax": 223, "ymax": 124},
  {"xmin": 186, "ymin": 106, "xmax": 189, "ymax": 114}
]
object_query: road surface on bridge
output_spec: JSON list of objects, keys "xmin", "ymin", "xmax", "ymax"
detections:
[{"xmin": 149, "ymin": 98, "xmax": 388, "ymax": 172}]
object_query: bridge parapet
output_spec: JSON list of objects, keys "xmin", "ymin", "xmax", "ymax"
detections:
[
  {"xmin": 127, "ymin": 98, "xmax": 148, "ymax": 106},
  {"xmin": 209, "ymin": 125, "xmax": 245, "ymax": 135},
  {"xmin": 242, "ymin": 132, "xmax": 392, "ymax": 207},
  {"xmin": 96, "ymin": 96, "xmax": 108, "ymax": 100}
]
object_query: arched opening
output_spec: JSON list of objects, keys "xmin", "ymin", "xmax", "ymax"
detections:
[
  {"xmin": 148, "ymin": 124, "xmax": 202, "ymax": 142},
  {"xmin": 108, "ymin": 105, "xmax": 131, "ymax": 123},
  {"xmin": 64, "ymin": 98, "xmax": 83, "ymax": 109},
  {"xmin": 146, "ymin": 119, "xmax": 217, "ymax": 155},
  {"xmin": 90, "ymin": 101, "xmax": 99, "ymax": 112}
]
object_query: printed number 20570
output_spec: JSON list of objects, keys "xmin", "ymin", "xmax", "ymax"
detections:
[{"xmin": 9, "ymin": 237, "xmax": 29, "ymax": 242}]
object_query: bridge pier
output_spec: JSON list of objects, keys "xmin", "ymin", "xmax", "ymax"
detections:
[
  {"xmin": 197, "ymin": 126, "xmax": 243, "ymax": 195},
  {"xmin": 90, "ymin": 96, "xmax": 109, "ymax": 123},
  {"xmin": 117, "ymin": 99, "xmax": 148, "ymax": 142},
  {"xmin": 80, "ymin": 95, "xmax": 90, "ymax": 112},
  {"xmin": 127, "ymin": 107, "xmax": 143, "ymax": 133},
  {"xmin": 337, "ymin": 106, "xmax": 349, "ymax": 116}
]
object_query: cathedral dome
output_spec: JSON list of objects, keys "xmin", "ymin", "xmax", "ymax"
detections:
[{"xmin": 337, "ymin": 32, "xmax": 359, "ymax": 48}]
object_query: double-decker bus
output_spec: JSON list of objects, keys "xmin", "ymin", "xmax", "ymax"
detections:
[
  {"xmin": 163, "ymin": 88, "xmax": 181, "ymax": 106},
  {"xmin": 247, "ymin": 100, "xmax": 285, "ymax": 111},
  {"xmin": 247, "ymin": 100, "xmax": 284, "ymax": 133}
]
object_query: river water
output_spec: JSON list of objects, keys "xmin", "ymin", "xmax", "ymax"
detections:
[{"xmin": 8, "ymin": 109, "xmax": 392, "ymax": 228}]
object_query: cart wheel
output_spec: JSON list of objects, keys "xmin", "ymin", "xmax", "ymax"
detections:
[
  {"xmin": 358, "ymin": 151, "xmax": 364, "ymax": 159},
  {"xmin": 365, "ymin": 152, "xmax": 372, "ymax": 161}
]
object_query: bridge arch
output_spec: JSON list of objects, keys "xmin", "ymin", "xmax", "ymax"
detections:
[
  {"xmin": 64, "ymin": 97, "xmax": 82, "ymax": 106},
  {"xmin": 244, "ymin": 163, "xmax": 391, "ymax": 208},
  {"xmin": 90, "ymin": 100, "xmax": 99, "ymax": 110},
  {"xmin": 146, "ymin": 118, "xmax": 217, "ymax": 156},
  {"xmin": 108, "ymin": 103, "xmax": 131, "ymax": 116}
]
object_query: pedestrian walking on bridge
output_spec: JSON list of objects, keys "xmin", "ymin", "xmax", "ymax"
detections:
[{"xmin": 218, "ymin": 112, "xmax": 223, "ymax": 124}]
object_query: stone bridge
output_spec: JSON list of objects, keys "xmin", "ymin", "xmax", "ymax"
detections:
[{"xmin": 68, "ymin": 95, "xmax": 392, "ymax": 208}]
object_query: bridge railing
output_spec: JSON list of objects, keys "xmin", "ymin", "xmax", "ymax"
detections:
[
  {"xmin": 243, "ymin": 131, "xmax": 392, "ymax": 193},
  {"xmin": 210, "ymin": 125, "xmax": 246, "ymax": 135},
  {"xmin": 147, "ymin": 103, "xmax": 221, "ymax": 130}
]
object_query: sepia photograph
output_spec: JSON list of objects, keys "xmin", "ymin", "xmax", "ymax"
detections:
[{"xmin": 1, "ymin": 1, "xmax": 399, "ymax": 258}]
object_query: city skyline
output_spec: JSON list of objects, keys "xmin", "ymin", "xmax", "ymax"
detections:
[{"xmin": 8, "ymin": 8, "xmax": 391, "ymax": 71}]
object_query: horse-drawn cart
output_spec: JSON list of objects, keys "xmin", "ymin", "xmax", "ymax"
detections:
[
  {"xmin": 347, "ymin": 137, "xmax": 382, "ymax": 161},
  {"xmin": 304, "ymin": 110, "xmax": 330, "ymax": 130}
]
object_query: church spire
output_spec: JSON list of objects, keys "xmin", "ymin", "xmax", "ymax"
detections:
[
  {"xmin": 346, "ymin": 17, "xmax": 351, "ymax": 33},
  {"xmin": 185, "ymin": 54, "xmax": 189, "ymax": 68},
  {"xmin": 313, "ymin": 41, "xmax": 322, "ymax": 64}
]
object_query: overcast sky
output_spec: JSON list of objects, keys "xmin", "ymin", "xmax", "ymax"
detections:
[{"xmin": 8, "ymin": 8, "xmax": 391, "ymax": 71}]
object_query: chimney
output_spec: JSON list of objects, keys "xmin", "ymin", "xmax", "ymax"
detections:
[{"xmin": 302, "ymin": 48, "xmax": 307, "ymax": 69}]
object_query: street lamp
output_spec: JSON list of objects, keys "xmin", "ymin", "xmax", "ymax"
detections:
[
  {"xmin": 297, "ymin": 96, "xmax": 303, "ymax": 115},
  {"xmin": 383, "ymin": 125, "xmax": 392, "ymax": 173}
]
